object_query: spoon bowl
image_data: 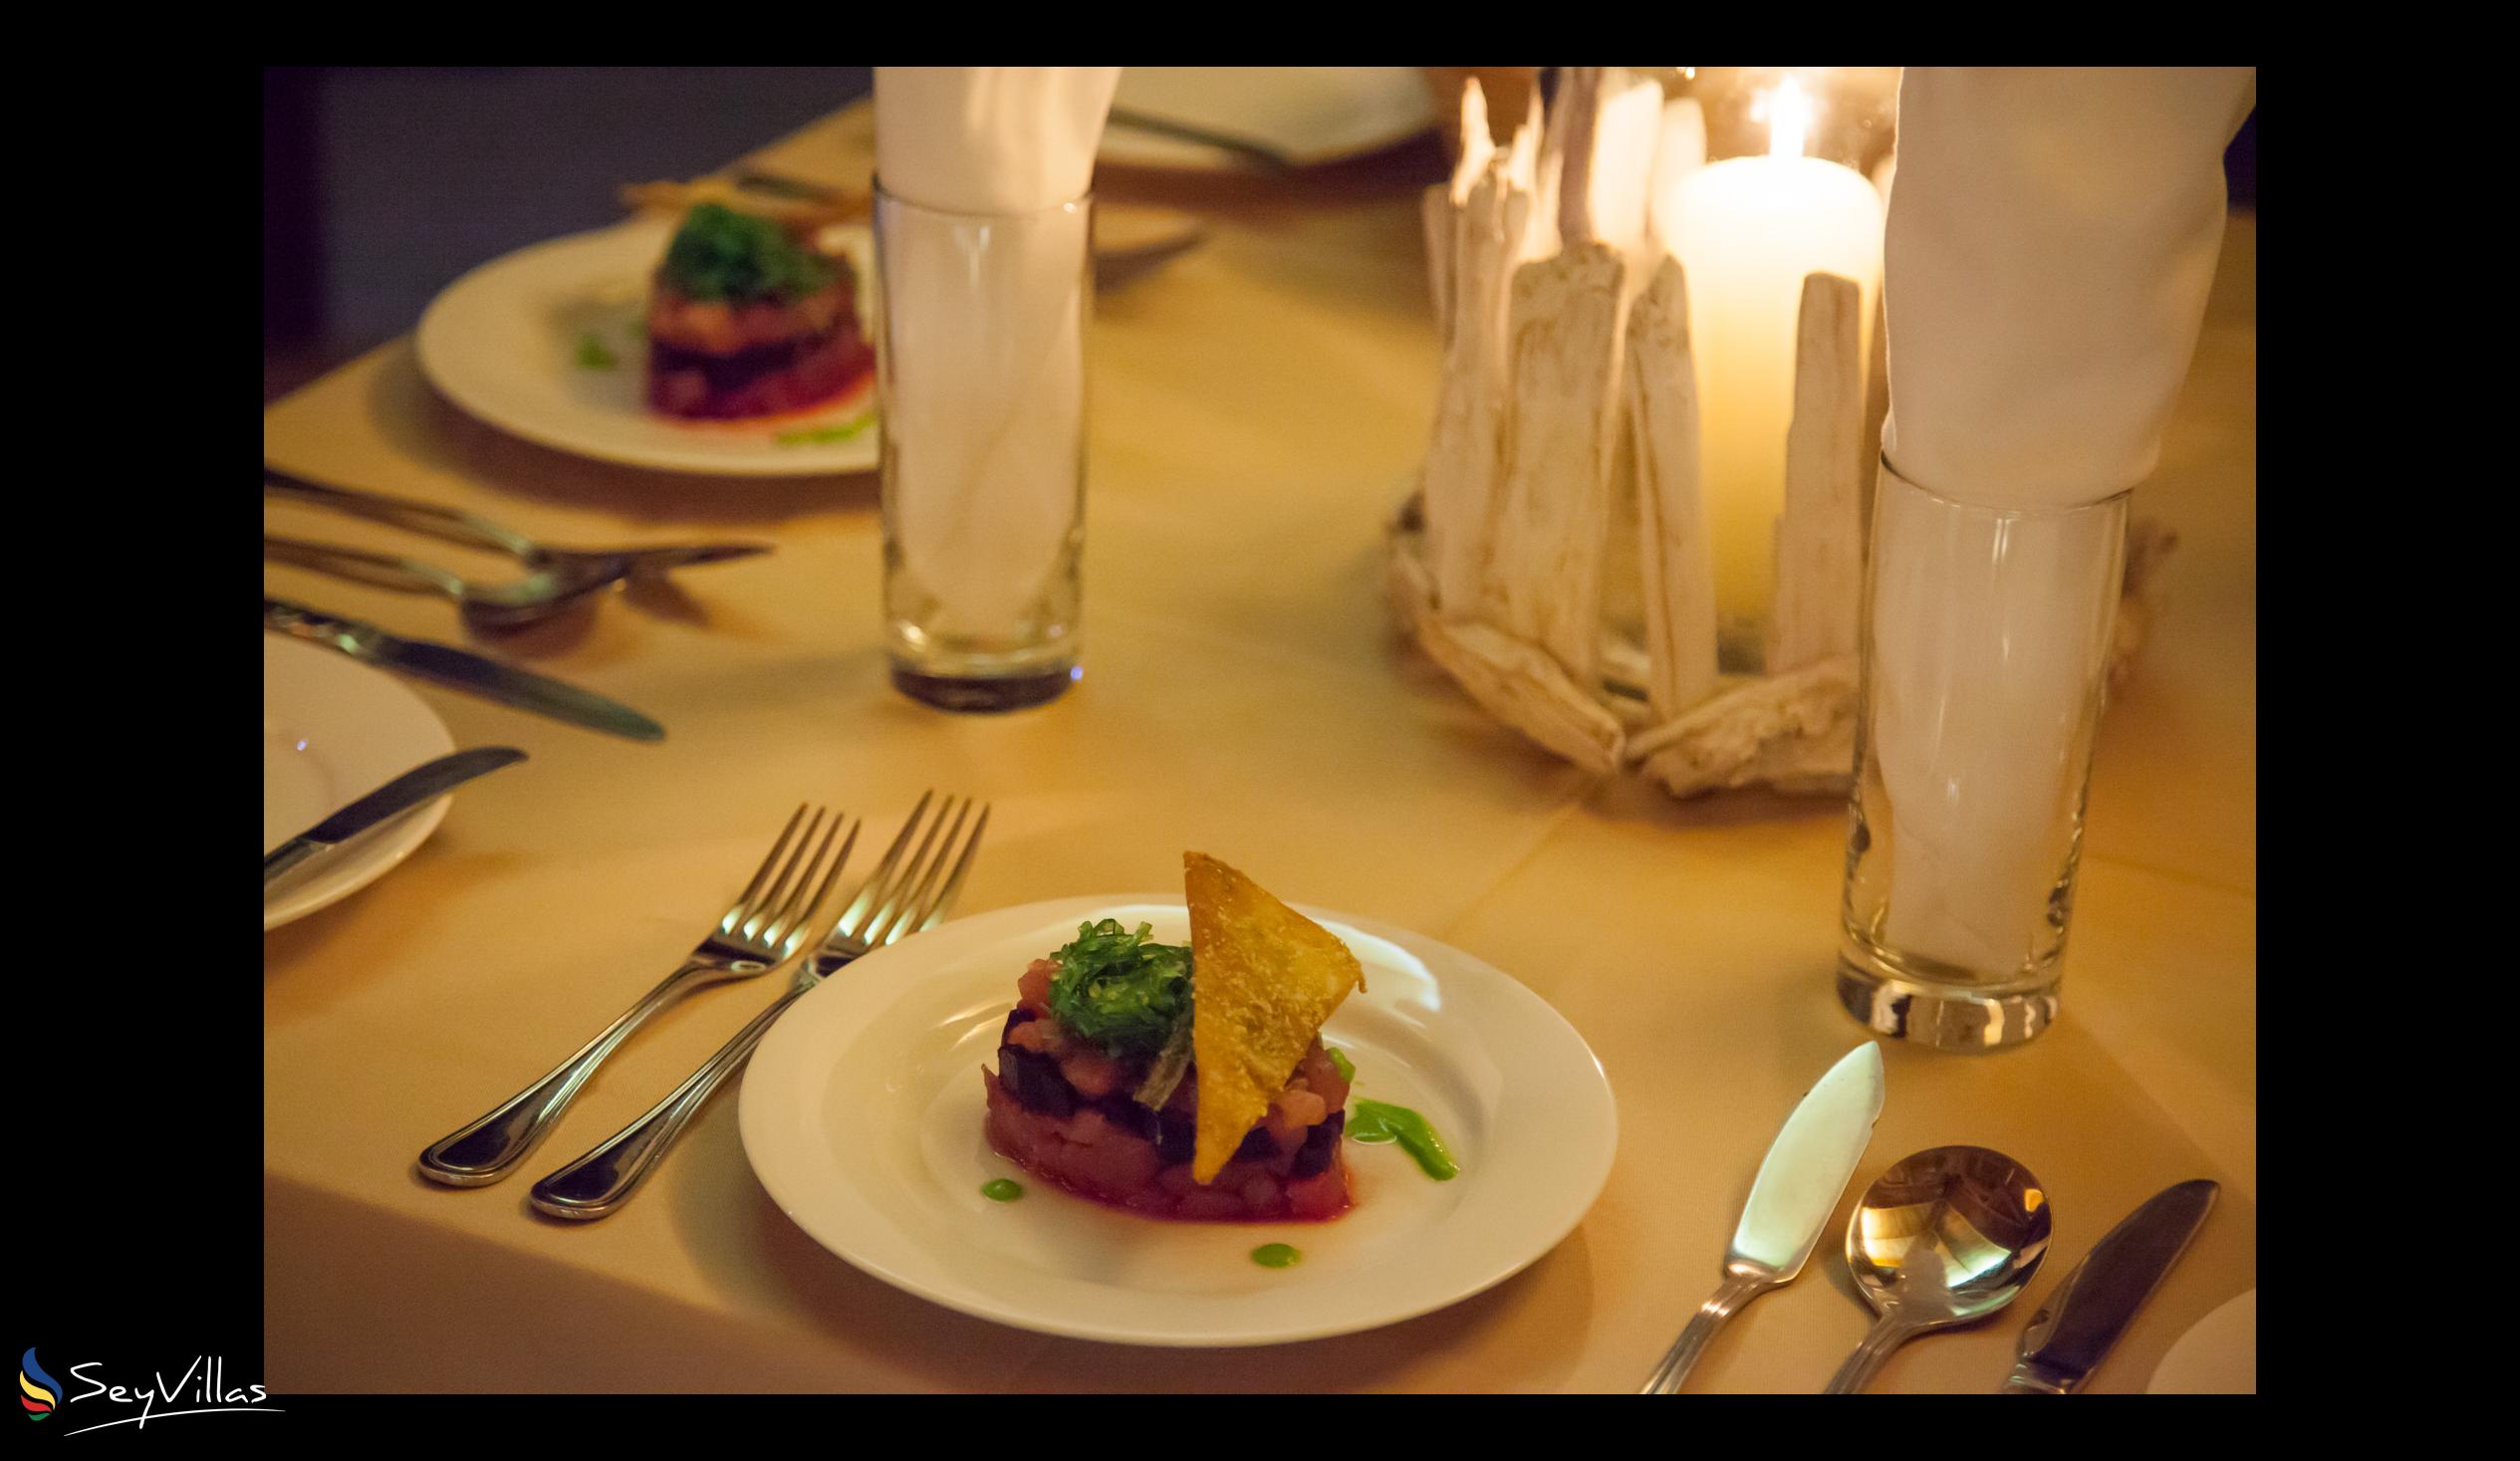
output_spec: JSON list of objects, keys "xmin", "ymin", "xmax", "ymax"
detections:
[{"xmin": 1825, "ymin": 1144, "xmax": 2051, "ymax": 1392}]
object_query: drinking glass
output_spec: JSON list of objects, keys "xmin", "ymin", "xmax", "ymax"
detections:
[
  {"xmin": 875, "ymin": 180, "xmax": 1092, "ymax": 711},
  {"xmin": 1838, "ymin": 460, "xmax": 2128, "ymax": 1050}
]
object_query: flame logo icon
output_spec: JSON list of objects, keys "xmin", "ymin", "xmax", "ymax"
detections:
[{"xmin": 20, "ymin": 1348, "xmax": 59, "ymax": 1421}]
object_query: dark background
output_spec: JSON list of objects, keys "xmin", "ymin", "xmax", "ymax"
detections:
[
  {"xmin": 263, "ymin": 67, "xmax": 2253, "ymax": 404},
  {"xmin": 264, "ymin": 66, "xmax": 875, "ymax": 400}
]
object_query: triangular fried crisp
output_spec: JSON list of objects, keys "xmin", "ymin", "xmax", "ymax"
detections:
[{"xmin": 1186, "ymin": 852, "xmax": 1365, "ymax": 1183}]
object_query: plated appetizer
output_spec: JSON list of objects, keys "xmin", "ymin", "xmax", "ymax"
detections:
[
  {"xmin": 985, "ymin": 853, "xmax": 1366, "ymax": 1221},
  {"xmin": 644, "ymin": 203, "xmax": 874, "ymax": 420}
]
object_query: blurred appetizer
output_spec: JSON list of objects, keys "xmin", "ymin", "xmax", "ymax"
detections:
[{"xmin": 643, "ymin": 202, "xmax": 874, "ymax": 420}]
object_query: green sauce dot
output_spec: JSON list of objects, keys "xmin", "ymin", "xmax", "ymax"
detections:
[
  {"xmin": 575, "ymin": 333, "xmax": 619, "ymax": 370},
  {"xmin": 1327, "ymin": 1047, "xmax": 1357, "ymax": 1083},
  {"xmin": 980, "ymin": 1178, "xmax": 1024, "ymax": 1202},
  {"xmin": 1250, "ymin": 1243, "xmax": 1301, "ymax": 1269}
]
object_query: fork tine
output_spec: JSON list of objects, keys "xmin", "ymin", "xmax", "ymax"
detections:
[
  {"xmin": 760, "ymin": 813, "xmax": 854, "ymax": 949},
  {"xmin": 741, "ymin": 806, "xmax": 826, "ymax": 936},
  {"xmin": 862, "ymin": 797, "xmax": 957, "ymax": 946},
  {"xmin": 903, "ymin": 804, "xmax": 988, "ymax": 940},
  {"xmin": 723, "ymin": 804, "xmax": 809, "ymax": 931},
  {"xmin": 870, "ymin": 799, "xmax": 969, "ymax": 947},
  {"xmin": 781, "ymin": 817, "xmax": 862, "ymax": 951},
  {"xmin": 829, "ymin": 790, "xmax": 933, "ymax": 939},
  {"xmin": 756, "ymin": 806, "xmax": 847, "ymax": 941}
]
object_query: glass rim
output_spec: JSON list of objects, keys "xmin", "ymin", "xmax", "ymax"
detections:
[
  {"xmin": 1878, "ymin": 454, "xmax": 2134, "ymax": 519},
  {"xmin": 872, "ymin": 174, "xmax": 1093, "ymax": 221}
]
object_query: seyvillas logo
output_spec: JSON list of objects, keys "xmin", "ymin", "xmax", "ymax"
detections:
[
  {"xmin": 21, "ymin": 1349, "xmax": 59, "ymax": 1420},
  {"xmin": 20, "ymin": 1349, "xmax": 279, "ymax": 1435}
]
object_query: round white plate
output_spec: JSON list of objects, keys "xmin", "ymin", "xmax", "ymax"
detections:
[
  {"xmin": 263, "ymin": 637, "xmax": 458, "ymax": 931},
  {"xmin": 1102, "ymin": 67, "xmax": 1436, "ymax": 171},
  {"xmin": 2147, "ymin": 1288, "xmax": 2255, "ymax": 1393},
  {"xmin": 415, "ymin": 216, "xmax": 878, "ymax": 478},
  {"xmin": 740, "ymin": 894, "xmax": 1616, "ymax": 1346}
]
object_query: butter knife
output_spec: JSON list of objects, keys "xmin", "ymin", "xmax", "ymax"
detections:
[
  {"xmin": 2002, "ymin": 1178, "xmax": 2219, "ymax": 1393},
  {"xmin": 1640, "ymin": 1043, "xmax": 1887, "ymax": 1393},
  {"xmin": 264, "ymin": 746, "xmax": 527, "ymax": 883},
  {"xmin": 264, "ymin": 598, "xmax": 664, "ymax": 742}
]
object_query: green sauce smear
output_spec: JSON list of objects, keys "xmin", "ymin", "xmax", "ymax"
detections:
[
  {"xmin": 575, "ymin": 333, "xmax": 619, "ymax": 370},
  {"xmin": 1250, "ymin": 1243, "xmax": 1301, "ymax": 1269},
  {"xmin": 774, "ymin": 415, "xmax": 876, "ymax": 446},
  {"xmin": 1347, "ymin": 1098, "xmax": 1458, "ymax": 1181},
  {"xmin": 980, "ymin": 1178, "xmax": 1024, "ymax": 1202},
  {"xmin": 1326, "ymin": 1047, "xmax": 1356, "ymax": 1083}
]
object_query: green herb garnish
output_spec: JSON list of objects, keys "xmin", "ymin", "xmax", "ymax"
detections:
[
  {"xmin": 1047, "ymin": 919, "xmax": 1193, "ymax": 1061},
  {"xmin": 658, "ymin": 202, "xmax": 838, "ymax": 304}
]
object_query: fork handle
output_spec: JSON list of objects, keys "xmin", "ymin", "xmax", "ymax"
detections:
[
  {"xmin": 1639, "ymin": 1271, "xmax": 1773, "ymax": 1394},
  {"xmin": 416, "ymin": 959, "xmax": 714, "ymax": 1186},
  {"xmin": 265, "ymin": 534, "xmax": 465, "ymax": 601},
  {"xmin": 529, "ymin": 981, "xmax": 816, "ymax": 1219},
  {"xmin": 267, "ymin": 469, "xmax": 538, "ymax": 561}
]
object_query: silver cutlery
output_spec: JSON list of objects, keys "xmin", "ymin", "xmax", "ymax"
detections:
[
  {"xmin": 416, "ymin": 805, "xmax": 854, "ymax": 1186},
  {"xmin": 1825, "ymin": 1145, "xmax": 2052, "ymax": 1393},
  {"xmin": 529, "ymin": 792, "xmax": 986, "ymax": 1220},
  {"xmin": 265, "ymin": 470, "xmax": 769, "ymax": 627},
  {"xmin": 264, "ymin": 746, "xmax": 526, "ymax": 885},
  {"xmin": 265, "ymin": 598, "xmax": 665, "ymax": 742},
  {"xmin": 2002, "ymin": 1178, "xmax": 2217, "ymax": 1393},
  {"xmin": 1640, "ymin": 1043, "xmax": 1886, "ymax": 1394}
]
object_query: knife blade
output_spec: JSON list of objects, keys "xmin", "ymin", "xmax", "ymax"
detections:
[
  {"xmin": 2002, "ymin": 1178, "xmax": 2219, "ymax": 1393},
  {"xmin": 264, "ymin": 746, "xmax": 527, "ymax": 884},
  {"xmin": 264, "ymin": 598, "xmax": 664, "ymax": 742},
  {"xmin": 1641, "ymin": 1042, "xmax": 1886, "ymax": 1393}
]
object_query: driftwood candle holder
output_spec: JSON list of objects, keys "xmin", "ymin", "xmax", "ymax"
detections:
[{"xmin": 1389, "ymin": 69, "xmax": 2170, "ymax": 798}]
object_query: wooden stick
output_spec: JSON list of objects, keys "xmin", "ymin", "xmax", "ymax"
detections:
[
  {"xmin": 1421, "ymin": 158, "xmax": 1516, "ymax": 617},
  {"xmin": 1767, "ymin": 272, "xmax": 1866, "ymax": 672},
  {"xmin": 1626, "ymin": 255, "xmax": 1717, "ymax": 720},
  {"xmin": 1480, "ymin": 69, "xmax": 1628, "ymax": 684},
  {"xmin": 1423, "ymin": 78, "xmax": 1497, "ymax": 347}
]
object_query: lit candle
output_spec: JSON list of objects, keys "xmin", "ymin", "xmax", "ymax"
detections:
[{"xmin": 1655, "ymin": 77, "xmax": 1884, "ymax": 659}]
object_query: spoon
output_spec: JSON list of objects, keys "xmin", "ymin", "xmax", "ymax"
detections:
[{"xmin": 1824, "ymin": 1145, "xmax": 2051, "ymax": 1393}]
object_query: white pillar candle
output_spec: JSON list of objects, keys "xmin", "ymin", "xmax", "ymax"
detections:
[{"xmin": 1656, "ymin": 79, "xmax": 1883, "ymax": 656}]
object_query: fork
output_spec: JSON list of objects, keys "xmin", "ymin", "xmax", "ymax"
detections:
[
  {"xmin": 528, "ymin": 792, "xmax": 987, "ymax": 1220},
  {"xmin": 417, "ymin": 805, "xmax": 856, "ymax": 1187},
  {"xmin": 266, "ymin": 470, "xmax": 770, "ymax": 627}
]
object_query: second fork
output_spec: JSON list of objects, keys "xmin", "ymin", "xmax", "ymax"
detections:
[{"xmin": 529, "ymin": 792, "xmax": 987, "ymax": 1220}]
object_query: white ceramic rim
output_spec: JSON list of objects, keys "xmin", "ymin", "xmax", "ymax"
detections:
[
  {"xmin": 263, "ymin": 636, "xmax": 458, "ymax": 930},
  {"xmin": 738, "ymin": 893, "xmax": 1617, "ymax": 1346}
]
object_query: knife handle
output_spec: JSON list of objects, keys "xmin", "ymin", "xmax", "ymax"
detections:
[{"xmin": 1640, "ymin": 1270, "xmax": 1773, "ymax": 1394}]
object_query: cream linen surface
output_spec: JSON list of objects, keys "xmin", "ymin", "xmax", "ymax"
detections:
[{"xmin": 262, "ymin": 100, "xmax": 2255, "ymax": 1392}]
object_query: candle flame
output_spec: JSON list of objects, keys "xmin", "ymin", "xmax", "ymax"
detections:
[{"xmin": 1766, "ymin": 75, "xmax": 1813, "ymax": 158}]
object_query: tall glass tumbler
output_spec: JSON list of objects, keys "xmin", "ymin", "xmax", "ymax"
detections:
[
  {"xmin": 875, "ymin": 180, "xmax": 1091, "ymax": 711},
  {"xmin": 1838, "ymin": 460, "xmax": 2128, "ymax": 1051}
]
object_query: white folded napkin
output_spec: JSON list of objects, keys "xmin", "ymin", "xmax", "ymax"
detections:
[
  {"xmin": 875, "ymin": 66, "xmax": 1119, "ymax": 213},
  {"xmin": 1868, "ymin": 67, "xmax": 2253, "ymax": 975},
  {"xmin": 872, "ymin": 68, "xmax": 1117, "ymax": 636},
  {"xmin": 1882, "ymin": 67, "xmax": 2255, "ymax": 510}
]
